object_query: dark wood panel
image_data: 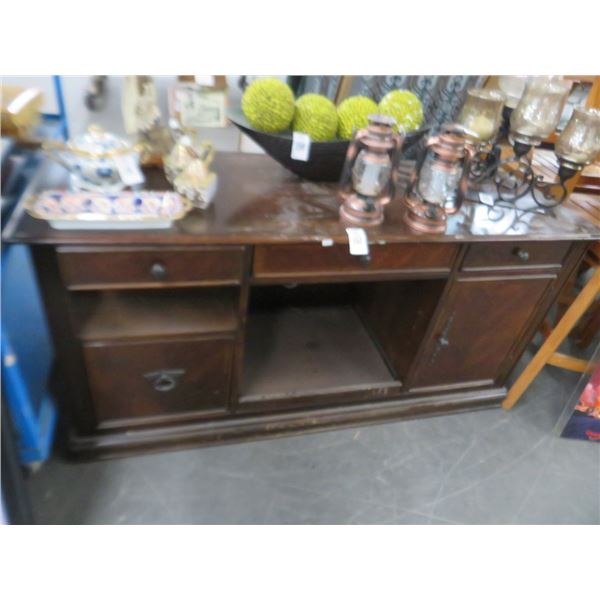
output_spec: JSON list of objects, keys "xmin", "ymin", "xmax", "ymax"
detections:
[
  {"xmin": 461, "ymin": 241, "xmax": 571, "ymax": 271},
  {"xmin": 356, "ymin": 279, "xmax": 447, "ymax": 380},
  {"xmin": 57, "ymin": 245, "xmax": 245, "ymax": 290},
  {"xmin": 253, "ymin": 242, "xmax": 457, "ymax": 280},
  {"xmin": 495, "ymin": 240, "xmax": 589, "ymax": 384},
  {"xmin": 68, "ymin": 387, "xmax": 506, "ymax": 459},
  {"xmin": 83, "ymin": 336, "xmax": 234, "ymax": 428},
  {"xmin": 4, "ymin": 154, "xmax": 600, "ymax": 247},
  {"xmin": 72, "ymin": 288, "xmax": 239, "ymax": 343},
  {"xmin": 31, "ymin": 246, "xmax": 97, "ymax": 434},
  {"xmin": 410, "ymin": 274, "xmax": 556, "ymax": 389}
]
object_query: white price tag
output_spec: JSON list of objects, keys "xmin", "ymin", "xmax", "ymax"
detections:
[
  {"xmin": 479, "ymin": 192, "xmax": 495, "ymax": 207},
  {"xmin": 291, "ymin": 132, "xmax": 311, "ymax": 161},
  {"xmin": 114, "ymin": 154, "xmax": 145, "ymax": 187},
  {"xmin": 346, "ymin": 227, "xmax": 369, "ymax": 256}
]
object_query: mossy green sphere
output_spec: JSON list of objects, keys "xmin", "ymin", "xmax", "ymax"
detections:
[
  {"xmin": 337, "ymin": 96, "xmax": 378, "ymax": 140},
  {"xmin": 242, "ymin": 78, "xmax": 295, "ymax": 133},
  {"xmin": 292, "ymin": 94, "xmax": 338, "ymax": 141},
  {"xmin": 378, "ymin": 90, "xmax": 423, "ymax": 133}
]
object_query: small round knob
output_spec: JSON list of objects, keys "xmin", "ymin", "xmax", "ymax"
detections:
[
  {"xmin": 150, "ymin": 262, "xmax": 167, "ymax": 280},
  {"xmin": 154, "ymin": 374, "xmax": 176, "ymax": 392},
  {"xmin": 359, "ymin": 254, "xmax": 372, "ymax": 265},
  {"xmin": 515, "ymin": 248, "xmax": 530, "ymax": 262}
]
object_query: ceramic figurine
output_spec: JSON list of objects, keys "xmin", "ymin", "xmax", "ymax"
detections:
[{"xmin": 172, "ymin": 142, "xmax": 217, "ymax": 209}]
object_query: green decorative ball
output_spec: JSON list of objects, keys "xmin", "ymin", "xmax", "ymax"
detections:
[
  {"xmin": 378, "ymin": 90, "xmax": 424, "ymax": 133},
  {"xmin": 292, "ymin": 94, "xmax": 338, "ymax": 141},
  {"xmin": 242, "ymin": 78, "xmax": 295, "ymax": 133},
  {"xmin": 336, "ymin": 96, "xmax": 378, "ymax": 140}
]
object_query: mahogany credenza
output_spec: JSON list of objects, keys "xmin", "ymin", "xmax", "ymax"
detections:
[{"xmin": 4, "ymin": 153, "xmax": 600, "ymax": 458}]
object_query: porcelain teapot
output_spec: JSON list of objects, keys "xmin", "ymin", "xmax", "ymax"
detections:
[{"xmin": 43, "ymin": 124, "xmax": 143, "ymax": 193}]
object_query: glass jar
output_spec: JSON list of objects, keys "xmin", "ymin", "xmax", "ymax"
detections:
[
  {"xmin": 555, "ymin": 107, "xmax": 600, "ymax": 166},
  {"xmin": 510, "ymin": 77, "xmax": 572, "ymax": 145},
  {"xmin": 458, "ymin": 89, "xmax": 506, "ymax": 143}
]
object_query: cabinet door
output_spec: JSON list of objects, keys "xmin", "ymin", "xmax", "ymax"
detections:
[{"xmin": 410, "ymin": 275, "xmax": 555, "ymax": 389}]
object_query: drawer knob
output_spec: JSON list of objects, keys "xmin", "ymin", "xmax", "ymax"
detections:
[
  {"xmin": 359, "ymin": 254, "xmax": 372, "ymax": 265},
  {"xmin": 514, "ymin": 248, "xmax": 530, "ymax": 262},
  {"xmin": 150, "ymin": 262, "xmax": 167, "ymax": 280},
  {"xmin": 144, "ymin": 369, "xmax": 185, "ymax": 392}
]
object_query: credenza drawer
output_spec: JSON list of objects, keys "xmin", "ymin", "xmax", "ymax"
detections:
[
  {"xmin": 462, "ymin": 241, "xmax": 571, "ymax": 271},
  {"xmin": 253, "ymin": 243, "xmax": 457, "ymax": 280},
  {"xmin": 83, "ymin": 336, "xmax": 233, "ymax": 428},
  {"xmin": 57, "ymin": 246, "xmax": 245, "ymax": 289}
]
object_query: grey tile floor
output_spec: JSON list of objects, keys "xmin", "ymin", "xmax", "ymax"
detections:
[{"xmin": 27, "ymin": 346, "xmax": 600, "ymax": 525}]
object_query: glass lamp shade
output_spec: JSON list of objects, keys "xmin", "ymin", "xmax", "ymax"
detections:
[
  {"xmin": 351, "ymin": 149, "xmax": 392, "ymax": 197},
  {"xmin": 555, "ymin": 107, "xmax": 600, "ymax": 166},
  {"xmin": 498, "ymin": 75, "xmax": 553, "ymax": 109},
  {"xmin": 510, "ymin": 77, "xmax": 571, "ymax": 145},
  {"xmin": 416, "ymin": 155, "xmax": 462, "ymax": 206},
  {"xmin": 458, "ymin": 89, "xmax": 506, "ymax": 143}
]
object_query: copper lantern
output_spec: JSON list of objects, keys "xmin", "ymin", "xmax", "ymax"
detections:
[
  {"xmin": 339, "ymin": 115, "xmax": 404, "ymax": 227},
  {"xmin": 403, "ymin": 124, "xmax": 472, "ymax": 233}
]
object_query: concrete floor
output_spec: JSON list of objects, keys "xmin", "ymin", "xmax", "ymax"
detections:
[{"xmin": 26, "ymin": 341, "xmax": 600, "ymax": 525}]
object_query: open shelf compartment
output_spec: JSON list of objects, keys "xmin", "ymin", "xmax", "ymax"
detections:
[
  {"xmin": 240, "ymin": 280, "xmax": 446, "ymax": 402},
  {"xmin": 71, "ymin": 287, "xmax": 239, "ymax": 343}
]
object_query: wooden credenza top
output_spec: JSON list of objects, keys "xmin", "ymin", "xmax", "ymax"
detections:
[{"xmin": 3, "ymin": 151, "xmax": 600, "ymax": 246}]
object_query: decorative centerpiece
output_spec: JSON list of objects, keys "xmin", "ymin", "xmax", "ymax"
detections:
[
  {"xmin": 228, "ymin": 78, "xmax": 428, "ymax": 182},
  {"xmin": 462, "ymin": 77, "xmax": 599, "ymax": 207}
]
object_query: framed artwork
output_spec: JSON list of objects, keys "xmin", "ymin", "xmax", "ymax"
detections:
[{"xmin": 558, "ymin": 345, "xmax": 600, "ymax": 442}]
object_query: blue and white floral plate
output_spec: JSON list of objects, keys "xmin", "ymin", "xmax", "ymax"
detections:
[{"xmin": 26, "ymin": 190, "xmax": 191, "ymax": 230}]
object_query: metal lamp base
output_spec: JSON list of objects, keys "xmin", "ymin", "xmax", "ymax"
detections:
[
  {"xmin": 403, "ymin": 194, "xmax": 447, "ymax": 233},
  {"xmin": 339, "ymin": 193, "xmax": 385, "ymax": 227}
]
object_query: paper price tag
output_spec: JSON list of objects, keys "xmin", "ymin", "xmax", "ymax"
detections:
[
  {"xmin": 291, "ymin": 132, "xmax": 311, "ymax": 161},
  {"xmin": 346, "ymin": 227, "xmax": 369, "ymax": 256},
  {"xmin": 479, "ymin": 192, "xmax": 495, "ymax": 207},
  {"xmin": 114, "ymin": 154, "xmax": 145, "ymax": 187}
]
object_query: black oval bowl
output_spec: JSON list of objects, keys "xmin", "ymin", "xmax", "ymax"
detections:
[{"xmin": 228, "ymin": 108, "xmax": 429, "ymax": 182}]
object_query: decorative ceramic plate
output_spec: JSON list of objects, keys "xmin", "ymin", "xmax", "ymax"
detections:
[{"xmin": 26, "ymin": 190, "xmax": 191, "ymax": 230}]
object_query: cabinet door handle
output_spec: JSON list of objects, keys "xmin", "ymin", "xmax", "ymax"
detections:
[
  {"xmin": 429, "ymin": 313, "xmax": 455, "ymax": 364},
  {"xmin": 144, "ymin": 369, "xmax": 185, "ymax": 392},
  {"xmin": 150, "ymin": 262, "xmax": 167, "ymax": 280},
  {"xmin": 437, "ymin": 335, "xmax": 450, "ymax": 348},
  {"xmin": 514, "ymin": 248, "xmax": 530, "ymax": 262}
]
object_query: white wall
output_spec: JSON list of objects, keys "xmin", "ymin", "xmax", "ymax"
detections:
[{"xmin": 4, "ymin": 75, "xmax": 263, "ymax": 152}]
